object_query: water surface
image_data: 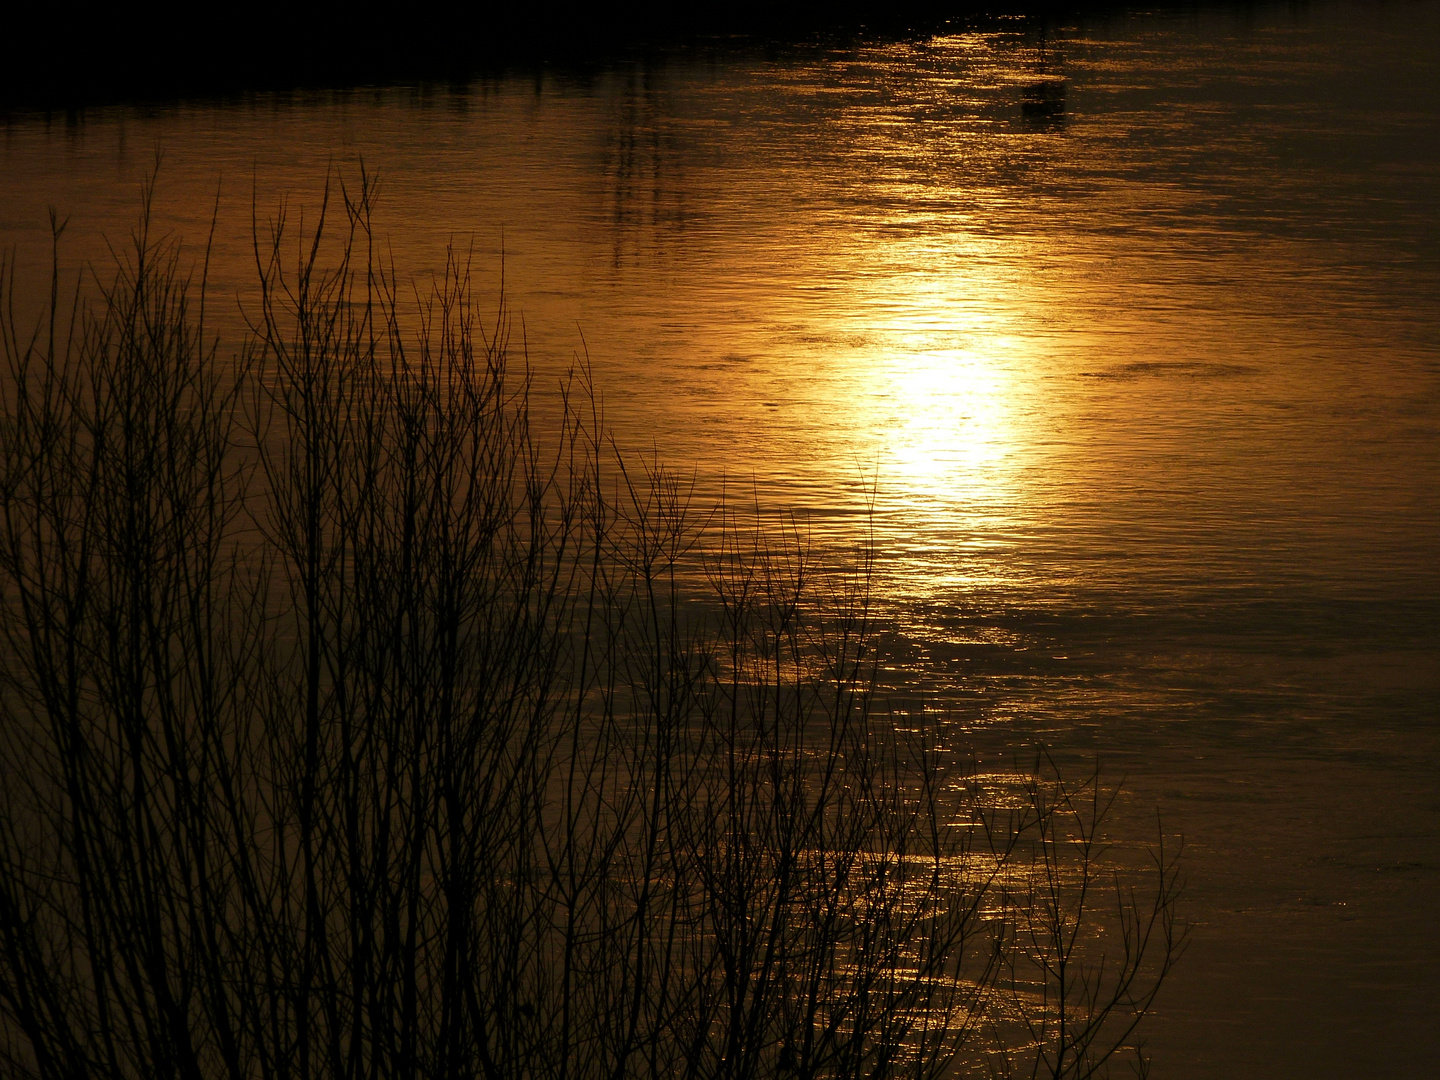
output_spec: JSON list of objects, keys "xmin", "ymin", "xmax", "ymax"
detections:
[{"xmin": 4, "ymin": 3, "xmax": 1438, "ymax": 1076}]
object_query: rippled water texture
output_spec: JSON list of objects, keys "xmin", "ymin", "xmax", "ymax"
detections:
[{"xmin": 4, "ymin": 2, "xmax": 1438, "ymax": 1076}]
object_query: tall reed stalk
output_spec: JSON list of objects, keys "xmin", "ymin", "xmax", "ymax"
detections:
[{"xmin": 0, "ymin": 175, "xmax": 1182, "ymax": 1080}]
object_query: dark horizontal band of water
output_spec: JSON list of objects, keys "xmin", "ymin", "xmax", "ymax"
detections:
[{"xmin": 9, "ymin": 0, "xmax": 1233, "ymax": 108}]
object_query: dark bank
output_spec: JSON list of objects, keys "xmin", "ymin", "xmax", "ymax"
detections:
[{"xmin": 7, "ymin": 0, "xmax": 1196, "ymax": 108}]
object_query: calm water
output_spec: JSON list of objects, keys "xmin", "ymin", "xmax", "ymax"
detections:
[{"xmin": 4, "ymin": 2, "xmax": 1438, "ymax": 1075}]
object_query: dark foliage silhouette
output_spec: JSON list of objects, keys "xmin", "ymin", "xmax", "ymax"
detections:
[{"xmin": 0, "ymin": 176, "xmax": 1182, "ymax": 1079}]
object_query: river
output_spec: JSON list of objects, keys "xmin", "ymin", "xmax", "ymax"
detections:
[{"xmin": 3, "ymin": 2, "xmax": 1437, "ymax": 1076}]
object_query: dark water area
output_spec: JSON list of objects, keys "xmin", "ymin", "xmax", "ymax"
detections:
[
  {"xmin": 0, "ymin": 3, "xmax": 1189, "ymax": 105},
  {"xmin": 3, "ymin": 2, "xmax": 1438, "ymax": 1076}
]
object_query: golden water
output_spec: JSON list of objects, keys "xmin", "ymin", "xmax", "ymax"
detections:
[{"xmin": 3, "ymin": 2, "xmax": 1437, "ymax": 1075}]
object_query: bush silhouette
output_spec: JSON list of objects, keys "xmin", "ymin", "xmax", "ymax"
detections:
[{"xmin": 0, "ymin": 175, "xmax": 1181, "ymax": 1080}]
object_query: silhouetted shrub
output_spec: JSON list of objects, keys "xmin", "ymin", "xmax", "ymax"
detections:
[{"xmin": 0, "ymin": 176, "xmax": 1181, "ymax": 1080}]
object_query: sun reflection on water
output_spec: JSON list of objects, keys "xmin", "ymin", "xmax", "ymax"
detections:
[{"xmin": 790, "ymin": 236, "xmax": 1041, "ymax": 603}]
